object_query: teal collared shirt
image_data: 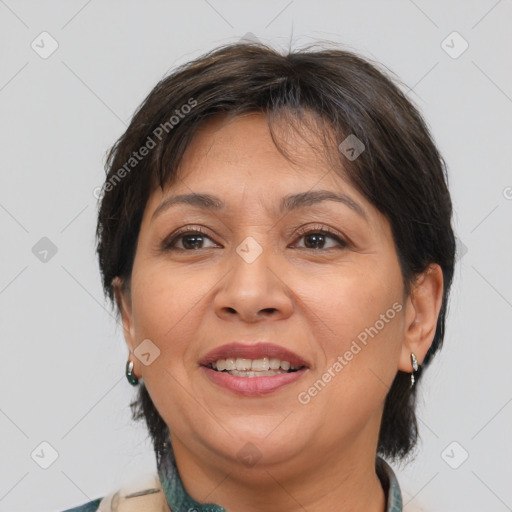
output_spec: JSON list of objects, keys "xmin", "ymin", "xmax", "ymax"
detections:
[{"xmin": 63, "ymin": 442, "xmax": 403, "ymax": 512}]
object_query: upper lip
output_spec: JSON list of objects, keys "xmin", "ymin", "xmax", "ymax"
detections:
[{"xmin": 199, "ymin": 342, "xmax": 310, "ymax": 368}]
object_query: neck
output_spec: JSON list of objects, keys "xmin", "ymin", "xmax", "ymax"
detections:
[{"xmin": 162, "ymin": 432, "xmax": 387, "ymax": 512}]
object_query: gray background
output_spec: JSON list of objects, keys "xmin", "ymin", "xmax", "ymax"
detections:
[{"xmin": 1, "ymin": 1, "xmax": 511, "ymax": 511}]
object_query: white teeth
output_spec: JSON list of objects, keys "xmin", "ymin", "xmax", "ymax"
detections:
[
  {"xmin": 212, "ymin": 357, "xmax": 301, "ymax": 373},
  {"xmin": 251, "ymin": 357, "xmax": 269, "ymax": 371},
  {"xmin": 225, "ymin": 358, "xmax": 236, "ymax": 370},
  {"xmin": 236, "ymin": 358, "xmax": 252, "ymax": 371},
  {"xmin": 269, "ymin": 358, "xmax": 281, "ymax": 370},
  {"xmin": 216, "ymin": 359, "xmax": 227, "ymax": 371},
  {"xmin": 227, "ymin": 369, "xmax": 288, "ymax": 377}
]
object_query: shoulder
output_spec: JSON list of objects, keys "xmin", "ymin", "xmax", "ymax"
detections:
[{"xmin": 61, "ymin": 498, "xmax": 102, "ymax": 512}]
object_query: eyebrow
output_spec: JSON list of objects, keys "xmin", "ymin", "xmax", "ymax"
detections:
[{"xmin": 151, "ymin": 190, "xmax": 367, "ymax": 221}]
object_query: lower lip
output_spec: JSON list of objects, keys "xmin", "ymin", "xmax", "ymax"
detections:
[{"xmin": 200, "ymin": 366, "xmax": 308, "ymax": 396}]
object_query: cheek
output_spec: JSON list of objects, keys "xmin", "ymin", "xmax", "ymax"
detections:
[
  {"xmin": 296, "ymin": 260, "xmax": 404, "ymax": 399},
  {"xmin": 298, "ymin": 262, "xmax": 403, "ymax": 346},
  {"xmin": 130, "ymin": 262, "xmax": 211, "ymax": 357},
  {"xmin": 129, "ymin": 264, "xmax": 211, "ymax": 418},
  {"xmin": 293, "ymin": 274, "xmax": 403, "ymax": 451}
]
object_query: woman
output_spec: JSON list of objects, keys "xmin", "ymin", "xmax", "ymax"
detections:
[{"xmin": 64, "ymin": 41, "xmax": 454, "ymax": 511}]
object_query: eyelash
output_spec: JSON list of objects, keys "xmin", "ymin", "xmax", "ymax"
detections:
[{"xmin": 162, "ymin": 224, "xmax": 348, "ymax": 251}]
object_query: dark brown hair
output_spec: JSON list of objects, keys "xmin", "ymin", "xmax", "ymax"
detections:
[{"xmin": 96, "ymin": 41, "xmax": 455, "ymax": 462}]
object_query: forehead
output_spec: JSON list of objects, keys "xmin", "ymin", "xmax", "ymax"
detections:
[
  {"xmin": 148, "ymin": 112, "xmax": 368, "ymax": 210},
  {"xmin": 138, "ymin": 112, "xmax": 394, "ymax": 254},
  {"xmin": 181, "ymin": 112, "xmax": 333, "ymax": 172}
]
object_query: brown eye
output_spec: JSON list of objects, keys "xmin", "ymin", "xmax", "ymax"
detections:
[
  {"xmin": 303, "ymin": 233, "xmax": 328, "ymax": 249},
  {"xmin": 293, "ymin": 227, "xmax": 348, "ymax": 250},
  {"xmin": 180, "ymin": 233, "xmax": 207, "ymax": 250},
  {"xmin": 163, "ymin": 228, "xmax": 220, "ymax": 251}
]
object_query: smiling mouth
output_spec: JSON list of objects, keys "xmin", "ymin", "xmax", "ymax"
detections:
[{"xmin": 206, "ymin": 357, "xmax": 305, "ymax": 377}]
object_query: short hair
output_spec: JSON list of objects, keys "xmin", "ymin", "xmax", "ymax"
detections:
[{"xmin": 96, "ymin": 41, "xmax": 455, "ymax": 462}]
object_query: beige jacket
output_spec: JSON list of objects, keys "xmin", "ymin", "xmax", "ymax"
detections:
[{"xmin": 98, "ymin": 475, "xmax": 171, "ymax": 512}]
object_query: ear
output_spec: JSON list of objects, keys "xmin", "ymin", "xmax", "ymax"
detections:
[
  {"xmin": 112, "ymin": 276, "xmax": 140, "ymax": 378},
  {"xmin": 398, "ymin": 264, "xmax": 444, "ymax": 372}
]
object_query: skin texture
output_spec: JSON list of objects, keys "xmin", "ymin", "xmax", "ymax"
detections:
[{"xmin": 114, "ymin": 112, "xmax": 444, "ymax": 512}]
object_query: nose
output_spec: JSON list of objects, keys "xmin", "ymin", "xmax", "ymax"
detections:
[{"xmin": 213, "ymin": 244, "xmax": 293, "ymax": 323}]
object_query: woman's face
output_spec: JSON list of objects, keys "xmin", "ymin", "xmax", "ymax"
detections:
[{"xmin": 117, "ymin": 112, "xmax": 428, "ymax": 471}]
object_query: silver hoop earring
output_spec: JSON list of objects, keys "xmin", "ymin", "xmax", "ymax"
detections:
[
  {"xmin": 410, "ymin": 353, "xmax": 419, "ymax": 388},
  {"xmin": 126, "ymin": 359, "xmax": 139, "ymax": 386}
]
